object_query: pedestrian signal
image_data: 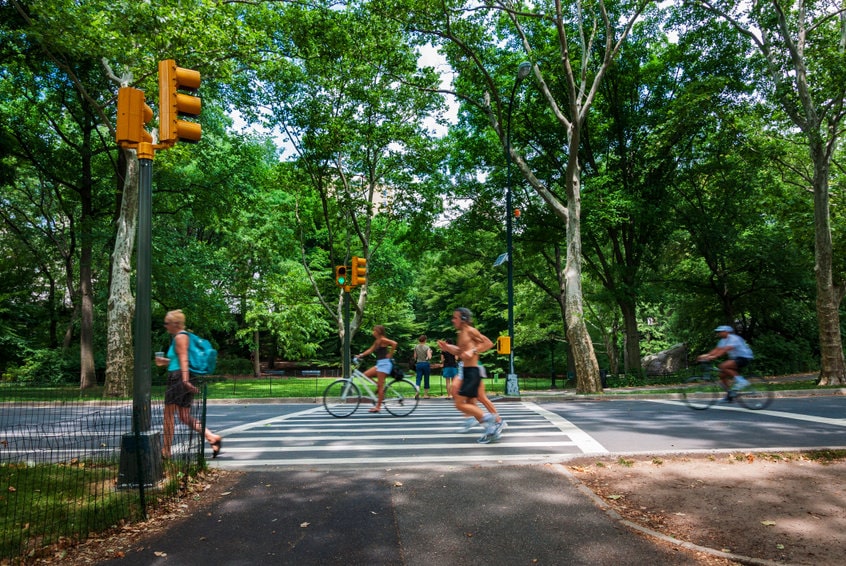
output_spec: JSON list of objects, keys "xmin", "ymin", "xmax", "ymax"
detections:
[
  {"xmin": 496, "ymin": 336, "xmax": 511, "ymax": 355},
  {"xmin": 116, "ymin": 87, "xmax": 153, "ymax": 147}
]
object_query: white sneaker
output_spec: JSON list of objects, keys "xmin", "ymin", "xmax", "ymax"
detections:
[
  {"xmin": 456, "ymin": 417, "xmax": 477, "ymax": 433},
  {"xmin": 732, "ymin": 376, "xmax": 750, "ymax": 391},
  {"xmin": 492, "ymin": 419, "xmax": 507, "ymax": 440}
]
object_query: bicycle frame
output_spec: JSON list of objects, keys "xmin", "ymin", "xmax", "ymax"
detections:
[{"xmin": 348, "ymin": 367, "xmax": 380, "ymax": 402}]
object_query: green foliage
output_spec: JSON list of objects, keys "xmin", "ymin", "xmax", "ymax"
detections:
[
  {"xmin": 1, "ymin": 349, "xmax": 77, "ymax": 385},
  {"xmin": 0, "ymin": 0, "xmax": 835, "ymax": 385}
]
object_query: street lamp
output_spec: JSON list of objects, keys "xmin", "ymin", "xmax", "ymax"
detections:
[{"xmin": 505, "ymin": 61, "xmax": 532, "ymax": 396}]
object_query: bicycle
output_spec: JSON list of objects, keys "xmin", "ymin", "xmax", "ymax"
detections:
[
  {"xmin": 681, "ymin": 362, "xmax": 774, "ymax": 410},
  {"xmin": 322, "ymin": 358, "xmax": 419, "ymax": 418}
]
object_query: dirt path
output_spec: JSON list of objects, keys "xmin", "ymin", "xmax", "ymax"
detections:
[{"xmin": 568, "ymin": 451, "xmax": 846, "ymax": 565}]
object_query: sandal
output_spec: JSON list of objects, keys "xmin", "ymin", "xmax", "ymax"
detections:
[
  {"xmin": 368, "ymin": 407, "xmax": 382, "ymax": 413},
  {"xmin": 211, "ymin": 438, "xmax": 223, "ymax": 458}
]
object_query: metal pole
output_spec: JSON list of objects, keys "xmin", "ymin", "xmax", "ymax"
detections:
[
  {"xmin": 504, "ymin": 62, "xmax": 531, "ymax": 396},
  {"xmin": 343, "ymin": 289, "xmax": 351, "ymax": 379},
  {"xmin": 119, "ymin": 143, "xmax": 162, "ymax": 488},
  {"xmin": 133, "ymin": 156, "xmax": 153, "ymax": 432}
]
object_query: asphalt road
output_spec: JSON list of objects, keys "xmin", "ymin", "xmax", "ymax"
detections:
[
  {"xmin": 201, "ymin": 395, "xmax": 846, "ymax": 470},
  {"xmin": 4, "ymin": 395, "xmax": 845, "ymax": 467}
]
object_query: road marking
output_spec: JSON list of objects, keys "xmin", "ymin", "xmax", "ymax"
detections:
[
  {"xmin": 212, "ymin": 401, "xmax": 607, "ymax": 469},
  {"xmin": 523, "ymin": 402, "xmax": 609, "ymax": 453},
  {"xmin": 647, "ymin": 399, "xmax": 846, "ymax": 427}
]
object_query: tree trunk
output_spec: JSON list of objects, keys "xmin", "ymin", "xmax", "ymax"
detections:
[
  {"xmin": 253, "ymin": 330, "xmax": 261, "ymax": 377},
  {"xmin": 564, "ymin": 152, "xmax": 601, "ymax": 393},
  {"xmin": 619, "ymin": 298, "xmax": 641, "ymax": 374},
  {"xmin": 79, "ymin": 130, "xmax": 96, "ymax": 390},
  {"xmin": 104, "ymin": 149, "xmax": 138, "ymax": 397},
  {"xmin": 811, "ymin": 148, "xmax": 846, "ymax": 385}
]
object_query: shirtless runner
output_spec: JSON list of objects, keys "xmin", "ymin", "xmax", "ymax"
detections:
[{"xmin": 437, "ymin": 307, "xmax": 505, "ymax": 443}]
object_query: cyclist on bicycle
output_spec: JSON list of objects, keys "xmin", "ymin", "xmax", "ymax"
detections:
[
  {"xmin": 698, "ymin": 325, "xmax": 753, "ymax": 402},
  {"xmin": 356, "ymin": 325, "xmax": 398, "ymax": 413}
]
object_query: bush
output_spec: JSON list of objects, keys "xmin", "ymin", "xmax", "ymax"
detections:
[
  {"xmin": 1, "ymin": 348, "xmax": 76, "ymax": 385},
  {"xmin": 751, "ymin": 332, "xmax": 817, "ymax": 375}
]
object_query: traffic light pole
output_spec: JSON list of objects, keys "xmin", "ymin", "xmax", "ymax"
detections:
[
  {"xmin": 342, "ymin": 288, "xmax": 351, "ymax": 379},
  {"xmin": 134, "ymin": 149, "xmax": 153, "ymax": 433},
  {"xmin": 115, "ymin": 59, "xmax": 201, "ymax": 488},
  {"xmin": 118, "ymin": 142, "xmax": 162, "ymax": 488}
]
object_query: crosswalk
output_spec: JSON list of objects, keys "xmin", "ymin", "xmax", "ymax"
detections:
[{"xmin": 211, "ymin": 401, "xmax": 608, "ymax": 469}]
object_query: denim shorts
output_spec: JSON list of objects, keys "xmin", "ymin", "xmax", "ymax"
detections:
[{"xmin": 376, "ymin": 358, "xmax": 393, "ymax": 375}]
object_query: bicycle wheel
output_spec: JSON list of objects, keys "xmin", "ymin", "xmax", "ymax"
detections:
[
  {"xmin": 735, "ymin": 375, "xmax": 775, "ymax": 410},
  {"xmin": 383, "ymin": 378, "xmax": 419, "ymax": 417},
  {"xmin": 681, "ymin": 375, "xmax": 723, "ymax": 410},
  {"xmin": 323, "ymin": 379, "xmax": 362, "ymax": 418}
]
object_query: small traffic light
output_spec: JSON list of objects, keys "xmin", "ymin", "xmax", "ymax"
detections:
[
  {"xmin": 496, "ymin": 336, "xmax": 511, "ymax": 355},
  {"xmin": 115, "ymin": 87, "xmax": 153, "ymax": 147},
  {"xmin": 158, "ymin": 59, "xmax": 201, "ymax": 144},
  {"xmin": 335, "ymin": 265, "xmax": 349, "ymax": 287},
  {"xmin": 351, "ymin": 256, "xmax": 367, "ymax": 286}
]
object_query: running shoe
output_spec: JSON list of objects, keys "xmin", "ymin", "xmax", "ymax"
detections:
[
  {"xmin": 732, "ymin": 376, "xmax": 750, "ymax": 391},
  {"xmin": 492, "ymin": 419, "xmax": 507, "ymax": 440},
  {"xmin": 456, "ymin": 417, "xmax": 477, "ymax": 433},
  {"xmin": 476, "ymin": 432, "xmax": 493, "ymax": 444}
]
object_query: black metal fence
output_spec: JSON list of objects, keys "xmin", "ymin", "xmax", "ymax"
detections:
[{"xmin": 0, "ymin": 384, "xmax": 208, "ymax": 562}]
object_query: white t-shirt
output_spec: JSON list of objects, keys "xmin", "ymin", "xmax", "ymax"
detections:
[{"xmin": 718, "ymin": 333, "xmax": 753, "ymax": 359}]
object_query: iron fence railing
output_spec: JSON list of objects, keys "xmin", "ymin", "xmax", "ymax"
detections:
[{"xmin": 0, "ymin": 383, "xmax": 208, "ymax": 562}]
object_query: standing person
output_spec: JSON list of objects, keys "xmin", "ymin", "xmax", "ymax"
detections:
[
  {"xmin": 437, "ymin": 308, "xmax": 505, "ymax": 443},
  {"xmin": 413, "ymin": 334, "xmax": 432, "ymax": 398},
  {"xmin": 698, "ymin": 325, "xmax": 754, "ymax": 402},
  {"xmin": 155, "ymin": 310, "xmax": 222, "ymax": 459},
  {"xmin": 356, "ymin": 325, "xmax": 398, "ymax": 413},
  {"xmin": 440, "ymin": 338, "xmax": 458, "ymax": 399}
]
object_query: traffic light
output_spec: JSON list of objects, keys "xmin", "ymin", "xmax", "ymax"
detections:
[
  {"xmin": 158, "ymin": 59, "xmax": 201, "ymax": 144},
  {"xmin": 351, "ymin": 256, "xmax": 367, "ymax": 286},
  {"xmin": 115, "ymin": 87, "xmax": 153, "ymax": 147},
  {"xmin": 335, "ymin": 265, "xmax": 349, "ymax": 287}
]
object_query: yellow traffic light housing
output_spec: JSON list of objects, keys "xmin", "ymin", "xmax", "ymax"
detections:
[
  {"xmin": 335, "ymin": 265, "xmax": 349, "ymax": 287},
  {"xmin": 351, "ymin": 256, "xmax": 367, "ymax": 286},
  {"xmin": 116, "ymin": 87, "xmax": 153, "ymax": 147},
  {"xmin": 158, "ymin": 59, "xmax": 201, "ymax": 144},
  {"xmin": 496, "ymin": 336, "xmax": 511, "ymax": 355}
]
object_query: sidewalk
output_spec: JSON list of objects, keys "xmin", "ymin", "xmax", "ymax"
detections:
[{"xmin": 111, "ymin": 465, "xmax": 706, "ymax": 566}]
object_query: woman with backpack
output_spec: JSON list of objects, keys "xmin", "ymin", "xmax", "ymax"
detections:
[{"xmin": 155, "ymin": 310, "xmax": 222, "ymax": 459}]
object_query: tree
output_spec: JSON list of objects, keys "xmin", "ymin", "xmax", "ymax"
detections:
[
  {"xmin": 686, "ymin": 1, "xmax": 846, "ymax": 384},
  {"xmin": 386, "ymin": 0, "xmax": 652, "ymax": 392},
  {"xmin": 244, "ymin": 3, "xmax": 445, "ymax": 353}
]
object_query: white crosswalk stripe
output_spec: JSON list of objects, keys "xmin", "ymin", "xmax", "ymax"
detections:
[{"xmin": 212, "ymin": 401, "xmax": 607, "ymax": 469}]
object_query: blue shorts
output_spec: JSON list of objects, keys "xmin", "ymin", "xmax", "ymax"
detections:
[
  {"xmin": 376, "ymin": 358, "xmax": 393, "ymax": 375},
  {"xmin": 443, "ymin": 367, "xmax": 458, "ymax": 378}
]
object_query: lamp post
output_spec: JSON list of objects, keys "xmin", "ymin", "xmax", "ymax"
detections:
[{"xmin": 505, "ymin": 61, "xmax": 532, "ymax": 396}]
